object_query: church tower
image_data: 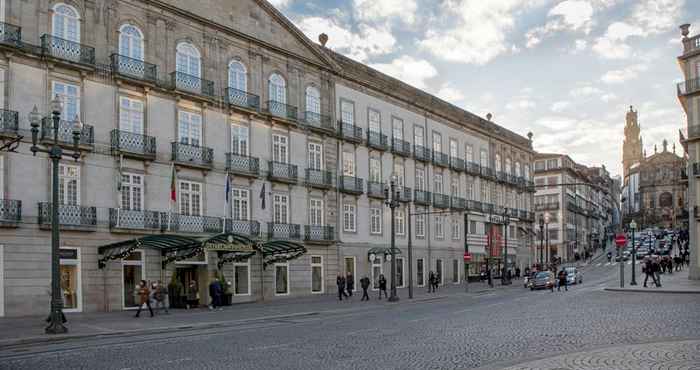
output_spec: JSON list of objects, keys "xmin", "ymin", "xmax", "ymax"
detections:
[{"xmin": 622, "ymin": 105, "xmax": 643, "ymax": 179}]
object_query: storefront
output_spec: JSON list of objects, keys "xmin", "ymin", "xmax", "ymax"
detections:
[
  {"xmin": 366, "ymin": 247, "xmax": 402, "ymax": 290},
  {"xmin": 60, "ymin": 248, "xmax": 81, "ymax": 312}
]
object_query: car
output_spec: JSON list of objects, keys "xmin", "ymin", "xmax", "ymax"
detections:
[
  {"xmin": 530, "ymin": 271, "xmax": 556, "ymax": 290},
  {"xmin": 565, "ymin": 267, "xmax": 583, "ymax": 285}
]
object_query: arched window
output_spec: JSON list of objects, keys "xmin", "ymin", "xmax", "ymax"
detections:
[
  {"xmin": 119, "ymin": 24, "xmax": 144, "ymax": 60},
  {"xmin": 515, "ymin": 161, "xmax": 521, "ymax": 177},
  {"xmin": 52, "ymin": 3, "xmax": 80, "ymax": 42},
  {"xmin": 176, "ymin": 42, "xmax": 201, "ymax": 77},
  {"xmin": 228, "ymin": 60, "xmax": 247, "ymax": 92},
  {"xmin": 505, "ymin": 157, "xmax": 511, "ymax": 175},
  {"xmin": 268, "ymin": 73, "xmax": 286, "ymax": 103},
  {"xmin": 305, "ymin": 86, "xmax": 320, "ymax": 115},
  {"xmin": 659, "ymin": 192, "xmax": 673, "ymax": 208}
]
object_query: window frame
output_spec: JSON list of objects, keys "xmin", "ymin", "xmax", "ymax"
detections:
[
  {"xmin": 175, "ymin": 42, "xmax": 201, "ymax": 78},
  {"xmin": 310, "ymin": 255, "xmax": 324, "ymax": 294},
  {"xmin": 52, "ymin": 3, "xmax": 80, "ymax": 43},
  {"xmin": 231, "ymin": 188, "xmax": 250, "ymax": 221},
  {"xmin": 228, "ymin": 60, "xmax": 247, "ymax": 92},
  {"xmin": 343, "ymin": 202, "xmax": 357, "ymax": 232},
  {"xmin": 233, "ymin": 260, "xmax": 251, "ymax": 296},
  {"xmin": 120, "ymin": 172, "xmax": 143, "ymax": 211},
  {"xmin": 119, "ymin": 96, "xmax": 144, "ymax": 135},
  {"xmin": 274, "ymin": 262, "xmax": 290, "ymax": 296},
  {"xmin": 370, "ymin": 207, "xmax": 382, "ymax": 235},
  {"xmin": 118, "ymin": 24, "xmax": 144, "ymax": 61}
]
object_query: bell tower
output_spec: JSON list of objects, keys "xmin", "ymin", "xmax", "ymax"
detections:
[{"xmin": 622, "ymin": 105, "xmax": 643, "ymax": 179}]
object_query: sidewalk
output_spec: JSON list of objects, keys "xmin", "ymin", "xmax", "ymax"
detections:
[
  {"xmin": 0, "ymin": 281, "xmax": 504, "ymax": 347},
  {"xmin": 604, "ymin": 268, "xmax": 700, "ymax": 294}
]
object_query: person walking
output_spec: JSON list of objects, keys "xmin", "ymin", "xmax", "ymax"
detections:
[
  {"xmin": 209, "ymin": 278, "xmax": 223, "ymax": 311},
  {"xmin": 515, "ymin": 267, "xmax": 521, "ymax": 279},
  {"xmin": 360, "ymin": 276, "xmax": 370, "ymax": 301},
  {"xmin": 643, "ymin": 259, "xmax": 659, "ymax": 288},
  {"xmin": 154, "ymin": 281, "xmax": 169, "ymax": 314},
  {"xmin": 557, "ymin": 269, "xmax": 568, "ymax": 292},
  {"xmin": 346, "ymin": 272, "xmax": 354, "ymax": 297},
  {"xmin": 378, "ymin": 274, "xmax": 387, "ymax": 299},
  {"xmin": 428, "ymin": 271, "xmax": 435, "ymax": 293},
  {"xmin": 186, "ymin": 280, "xmax": 199, "ymax": 309},
  {"xmin": 652, "ymin": 258, "xmax": 662, "ymax": 287},
  {"xmin": 134, "ymin": 280, "xmax": 153, "ymax": 318},
  {"xmin": 434, "ymin": 271, "xmax": 441, "ymax": 291},
  {"xmin": 337, "ymin": 273, "xmax": 348, "ymax": 301}
]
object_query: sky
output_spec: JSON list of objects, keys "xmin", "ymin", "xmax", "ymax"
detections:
[{"xmin": 267, "ymin": 0, "xmax": 700, "ymax": 178}]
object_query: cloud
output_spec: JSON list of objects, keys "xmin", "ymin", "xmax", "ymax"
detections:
[
  {"xmin": 506, "ymin": 99, "xmax": 536, "ymax": 110},
  {"xmin": 434, "ymin": 83, "xmax": 465, "ymax": 104},
  {"xmin": 267, "ymin": 0, "xmax": 292, "ymax": 8},
  {"xmin": 550, "ymin": 101, "xmax": 571, "ymax": 112},
  {"xmin": 369, "ymin": 56, "xmax": 437, "ymax": 89},
  {"xmin": 574, "ymin": 39, "xmax": 588, "ymax": 52},
  {"xmin": 525, "ymin": 0, "xmax": 594, "ymax": 48},
  {"xmin": 601, "ymin": 93, "xmax": 618, "ymax": 102},
  {"xmin": 600, "ymin": 63, "xmax": 649, "ymax": 84},
  {"xmin": 592, "ymin": 22, "xmax": 644, "ymax": 59},
  {"xmin": 535, "ymin": 116, "xmax": 578, "ymax": 130},
  {"xmin": 570, "ymin": 85, "xmax": 603, "ymax": 98},
  {"xmin": 353, "ymin": 0, "xmax": 417, "ymax": 24}
]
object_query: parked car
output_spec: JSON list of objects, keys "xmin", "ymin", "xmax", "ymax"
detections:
[
  {"xmin": 530, "ymin": 271, "xmax": 555, "ymax": 291},
  {"xmin": 565, "ymin": 267, "xmax": 583, "ymax": 285}
]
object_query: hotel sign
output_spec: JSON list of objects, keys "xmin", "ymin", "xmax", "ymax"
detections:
[
  {"xmin": 204, "ymin": 243, "xmax": 256, "ymax": 252},
  {"xmin": 487, "ymin": 214, "xmax": 505, "ymax": 224}
]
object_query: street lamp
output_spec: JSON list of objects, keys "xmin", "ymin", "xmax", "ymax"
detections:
[
  {"xmin": 539, "ymin": 214, "xmax": 544, "ymax": 267},
  {"xmin": 544, "ymin": 212, "xmax": 551, "ymax": 266},
  {"xmin": 384, "ymin": 174, "xmax": 401, "ymax": 302},
  {"xmin": 29, "ymin": 96, "xmax": 84, "ymax": 334},
  {"xmin": 630, "ymin": 219, "xmax": 638, "ymax": 286}
]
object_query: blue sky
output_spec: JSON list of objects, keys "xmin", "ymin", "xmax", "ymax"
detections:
[{"xmin": 270, "ymin": 0, "xmax": 698, "ymax": 177}]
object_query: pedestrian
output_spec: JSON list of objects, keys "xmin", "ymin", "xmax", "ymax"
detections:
[
  {"xmin": 652, "ymin": 258, "xmax": 662, "ymax": 287},
  {"xmin": 643, "ymin": 259, "xmax": 658, "ymax": 288},
  {"xmin": 428, "ymin": 271, "xmax": 436, "ymax": 293},
  {"xmin": 134, "ymin": 280, "xmax": 153, "ymax": 318},
  {"xmin": 557, "ymin": 270, "xmax": 567, "ymax": 292},
  {"xmin": 209, "ymin": 278, "xmax": 223, "ymax": 310},
  {"xmin": 149, "ymin": 282, "xmax": 158, "ymax": 310},
  {"xmin": 346, "ymin": 272, "xmax": 354, "ymax": 297},
  {"xmin": 515, "ymin": 267, "xmax": 521, "ymax": 279},
  {"xmin": 668, "ymin": 257, "xmax": 673, "ymax": 274},
  {"xmin": 378, "ymin": 274, "xmax": 387, "ymax": 299},
  {"xmin": 360, "ymin": 276, "xmax": 370, "ymax": 301},
  {"xmin": 434, "ymin": 271, "xmax": 441, "ymax": 291},
  {"xmin": 154, "ymin": 281, "xmax": 169, "ymax": 314},
  {"xmin": 186, "ymin": 280, "xmax": 199, "ymax": 309},
  {"xmin": 336, "ymin": 273, "xmax": 348, "ymax": 301}
]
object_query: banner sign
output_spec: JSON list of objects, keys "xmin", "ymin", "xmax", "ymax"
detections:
[{"xmin": 204, "ymin": 242, "xmax": 255, "ymax": 252}]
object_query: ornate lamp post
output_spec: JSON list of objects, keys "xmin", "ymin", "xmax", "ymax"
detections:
[
  {"xmin": 384, "ymin": 174, "xmax": 401, "ymax": 302},
  {"xmin": 29, "ymin": 96, "xmax": 84, "ymax": 334},
  {"xmin": 630, "ymin": 219, "xmax": 638, "ymax": 286},
  {"xmin": 502, "ymin": 208, "xmax": 510, "ymax": 285},
  {"xmin": 544, "ymin": 212, "xmax": 551, "ymax": 266},
  {"xmin": 539, "ymin": 214, "xmax": 544, "ymax": 267}
]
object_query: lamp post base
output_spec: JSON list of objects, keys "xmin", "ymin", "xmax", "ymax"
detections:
[
  {"xmin": 388, "ymin": 295, "xmax": 400, "ymax": 302},
  {"xmin": 45, "ymin": 311, "xmax": 67, "ymax": 334}
]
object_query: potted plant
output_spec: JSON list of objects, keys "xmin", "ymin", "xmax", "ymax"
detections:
[{"xmin": 218, "ymin": 270, "xmax": 233, "ymax": 306}]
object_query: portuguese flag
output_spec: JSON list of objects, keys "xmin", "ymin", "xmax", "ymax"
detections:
[{"xmin": 170, "ymin": 164, "xmax": 177, "ymax": 202}]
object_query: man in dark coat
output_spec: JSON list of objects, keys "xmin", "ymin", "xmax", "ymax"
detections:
[
  {"xmin": 643, "ymin": 259, "xmax": 659, "ymax": 288},
  {"xmin": 428, "ymin": 271, "xmax": 436, "ymax": 293},
  {"xmin": 346, "ymin": 273, "xmax": 354, "ymax": 297},
  {"xmin": 337, "ymin": 273, "xmax": 348, "ymax": 301},
  {"xmin": 378, "ymin": 274, "xmax": 387, "ymax": 299},
  {"xmin": 360, "ymin": 276, "xmax": 371, "ymax": 301},
  {"xmin": 557, "ymin": 270, "xmax": 568, "ymax": 291},
  {"xmin": 209, "ymin": 278, "xmax": 223, "ymax": 310}
]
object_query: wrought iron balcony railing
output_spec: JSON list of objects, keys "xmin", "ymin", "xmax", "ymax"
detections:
[
  {"xmin": 268, "ymin": 161, "xmax": 298, "ymax": 183},
  {"xmin": 110, "ymin": 54, "xmax": 158, "ymax": 84},
  {"xmin": 110, "ymin": 129, "xmax": 156, "ymax": 160},
  {"xmin": 171, "ymin": 142, "xmax": 214, "ymax": 168},
  {"xmin": 465, "ymin": 162, "xmax": 481, "ymax": 176},
  {"xmin": 38, "ymin": 203, "xmax": 96, "ymax": 228},
  {"xmin": 678, "ymin": 78, "xmax": 700, "ymax": 96},
  {"xmin": 226, "ymin": 153, "xmax": 259, "ymax": 177},
  {"xmin": 481, "ymin": 167, "xmax": 496, "ymax": 179},
  {"xmin": 535, "ymin": 202, "xmax": 560, "ymax": 211},
  {"xmin": 41, "ymin": 34, "xmax": 95, "ymax": 66},
  {"xmin": 414, "ymin": 145, "xmax": 431, "ymax": 162},
  {"xmin": 519, "ymin": 210, "xmax": 528, "ymax": 220},
  {"xmin": 109, "ymin": 208, "xmax": 163, "ymax": 231},
  {"xmin": 367, "ymin": 130, "xmax": 388, "ymax": 151},
  {"xmin": 367, "ymin": 181, "xmax": 386, "ymax": 199},
  {"xmin": 225, "ymin": 219, "xmax": 260, "ymax": 237},
  {"xmin": 267, "ymin": 100, "xmax": 298, "ymax": 121},
  {"xmin": 339, "ymin": 122, "xmax": 363, "ymax": 143},
  {"xmin": 693, "ymin": 162, "xmax": 700, "ymax": 177},
  {"xmin": 225, "ymin": 87, "xmax": 260, "ymax": 111},
  {"xmin": 171, "ymin": 71, "xmax": 215, "ymax": 97},
  {"xmin": 496, "ymin": 171, "xmax": 508, "ymax": 183},
  {"xmin": 305, "ymin": 225, "xmax": 334, "ymax": 242},
  {"xmin": 301, "ymin": 111, "xmax": 334, "ymax": 134},
  {"xmin": 450, "ymin": 196, "xmax": 467, "ymax": 210},
  {"xmin": 398, "ymin": 186, "xmax": 412, "ymax": 203},
  {"xmin": 467, "ymin": 200, "xmax": 483, "ymax": 212},
  {"xmin": 414, "ymin": 189, "xmax": 431, "ymax": 206},
  {"xmin": 432, "ymin": 151, "xmax": 449, "ymax": 167},
  {"xmin": 339, "ymin": 175, "xmax": 363, "ymax": 195},
  {"xmin": 0, "ymin": 109, "xmax": 19, "ymax": 136},
  {"xmin": 433, "ymin": 193, "xmax": 450, "ymax": 209},
  {"xmin": 167, "ymin": 213, "xmax": 224, "ymax": 234},
  {"xmin": 450, "ymin": 157, "xmax": 464, "ymax": 172},
  {"xmin": 305, "ymin": 168, "xmax": 333, "ymax": 189},
  {"xmin": 391, "ymin": 138, "xmax": 411, "ymax": 157},
  {"xmin": 0, "ymin": 199, "xmax": 21, "ymax": 225},
  {"xmin": 268, "ymin": 222, "xmax": 301, "ymax": 240},
  {"xmin": 0, "ymin": 22, "xmax": 21, "ymax": 46},
  {"xmin": 41, "ymin": 117, "xmax": 94, "ymax": 147},
  {"xmin": 482, "ymin": 203, "xmax": 494, "ymax": 214}
]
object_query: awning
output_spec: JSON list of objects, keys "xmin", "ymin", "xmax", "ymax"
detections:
[
  {"xmin": 367, "ymin": 247, "xmax": 402, "ymax": 262},
  {"xmin": 97, "ymin": 235, "xmax": 200, "ymax": 268},
  {"xmin": 260, "ymin": 240, "xmax": 307, "ymax": 267}
]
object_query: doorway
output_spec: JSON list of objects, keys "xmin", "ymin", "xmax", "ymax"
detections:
[{"xmin": 176, "ymin": 265, "xmax": 209, "ymax": 306}]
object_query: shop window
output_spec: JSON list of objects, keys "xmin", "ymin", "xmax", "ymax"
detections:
[
  {"xmin": 275, "ymin": 263, "xmax": 289, "ymax": 295},
  {"xmin": 122, "ymin": 251, "xmax": 144, "ymax": 309},
  {"xmin": 416, "ymin": 258, "xmax": 424, "ymax": 287},
  {"xmin": 60, "ymin": 248, "xmax": 81, "ymax": 312},
  {"xmin": 234, "ymin": 262, "xmax": 250, "ymax": 295},
  {"xmin": 311, "ymin": 256, "xmax": 323, "ymax": 293}
]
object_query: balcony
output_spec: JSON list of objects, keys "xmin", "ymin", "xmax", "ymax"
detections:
[
  {"xmin": 226, "ymin": 153, "xmax": 259, "ymax": 178},
  {"xmin": 268, "ymin": 222, "xmax": 301, "ymax": 240},
  {"xmin": 398, "ymin": 186, "xmax": 412, "ymax": 203},
  {"xmin": 268, "ymin": 161, "xmax": 298, "ymax": 184},
  {"xmin": 171, "ymin": 71, "xmax": 215, "ymax": 98},
  {"xmin": 391, "ymin": 138, "xmax": 411, "ymax": 157},
  {"xmin": 467, "ymin": 200, "xmax": 483, "ymax": 212},
  {"xmin": 304, "ymin": 225, "xmax": 334, "ymax": 243},
  {"xmin": 682, "ymin": 34, "xmax": 700, "ymax": 55},
  {"xmin": 367, "ymin": 181, "xmax": 386, "ymax": 199},
  {"xmin": 0, "ymin": 109, "xmax": 19, "ymax": 137},
  {"xmin": 305, "ymin": 168, "xmax": 333, "ymax": 189},
  {"xmin": 0, "ymin": 199, "xmax": 21, "ymax": 226},
  {"xmin": 40, "ymin": 34, "xmax": 95, "ymax": 66},
  {"xmin": 41, "ymin": 118, "xmax": 94, "ymax": 148},
  {"xmin": 166, "ymin": 214, "xmax": 224, "ymax": 234},
  {"xmin": 465, "ymin": 162, "xmax": 481, "ymax": 176},
  {"xmin": 535, "ymin": 202, "xmax": 560, "ymax": 211},
  {"xmin": 481, "ymin": 167, "xmax": 496, "ymax": 180},
  {"xmin": 267, "ymin": 100, "xmax": 298, "ymax": 121},
  {"xmin": 483, "ymin": 203, "xmax": 494, "ymax": 214},
  {"xmin": 367, "ymin": 130, "xmax": 388, "ymax": 151},
  {"xmin": 301, "ymin": 111, "xmax": 334, "ymax": 135},
  {"xmin": 693, "ymin": 163, "xmax": 700, "ymax": 177},
  {"xmin": 38, "ymin": 203, "xmax": 96, "ymax": 230},
  {"xmin": 225, "ymin": 87, "xmax": 260, "ymax": 112},
  {"xmin": 339, "ymin": 122, "xmax": 363, "ymax": 143},
  {"xmin": 450, "ymin": 196, "xmax": 467, "ymax": 210},
  {"xmin": 225, "ymin": 219, "xmax": 260, "ymax": 237},
  {"xmin": 110, "ymin": 129, "xmax": 156, "ymax": 160},
  {"xmin": 677, "ymin": 78, "xmax": 700, "ymax": 96},
  {"xmin": 339, "ymin": 176, "xmax": 363, "ymax": 195},
  {"xmin": 414, "ymin": 145, "xmax": 431, "ymax": 162},
  {"xmin": 171, "ymin": 142, "xmax": 214, "ymax": 169},
  {"xmin": 414, "ymin": 190, "xmax": 431, "ymax": 206},
  {"xmin": 450, "ymin": 157, "xmax": 464, "ymax": 172},
  {"xmin": 109, "ymin": 209, "xmax": 163, "ymax": 231},
  {"xmin": 0, "ymin": 22, "xmax": 21, "ymax": 47},
  {"xmin": 432, "ymin": 151, "xmax": 449, "ymax": 168},
  {"xmin": 496, "ymin": 171, "xmax": 508, "ymax": 183},
  {"xmin": 110, "ymin": 54, "xmax": 158, "ymax": 84}
]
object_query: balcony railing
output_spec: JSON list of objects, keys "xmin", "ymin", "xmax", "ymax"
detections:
[
  {"xmin": 482, "ymin": 203, "xmax": 494, "ymax": 214},
  {"xmin": 268, "ymin": 222, "xmax": 301, "ymax": 240},
  {"xmin": 398, "ymin": 186, "xmax": 412, "ymax": 203},
  {"xmin": 171, "ymin": 142, "xmax": 214, "ymax": 169},
  {"xmin": 38, "ymin": 203, "xmax": 96, "ymax": 228},
  {"xmin": 225, "ymin": 219, "xmax": 260, "ymax": 237},
  {"xmin": 305, "ymin": 168, "xmax": 333, "ymax": 189},
  {"xmin": 0, "ymin": 22, "xmax": 21, "ymax": 46},
  {"xmin": 450, "ymin": 196, "xmax": 467, "ymax": 210},
  {"xmin": 110, "ymin": 54, "xmax": 157, "ymax": 84},
  {"xmin": 267, "ymin": 100, "xmax": 298, "ymax": 121},
  {"xmin": 391, "ymin": 138, "xmax": 411, "ymax": 157},
  {"xmin": 167, "ymin": 213, "xmax": 224, "ymax": 234},
  {"xmin": 268, "ymin": 161, "xmax": 298, "ymax": 183},
  {"xmin": 339, "ymin": 122, "xmax": 363, "ymax": 143},
  {"xmin": 339, "ymin": 176, "xmax": 363, "ymax": 195},
  {"xmin": 226, "ymin": 153, "xmax": 259, "ymax": 177},
  {"xmin": 535, "ymin": 202, "xmax": 560, "ymax": 211},
  {"xmin": 414, "ymin": 190, "xmax": 431, "ymax": 206},
  {"xmin": 110, "ymin": 129, "xmax": 156, "ymax": 160},
  {"xmin": 465, "ymin": 162, "xmax": 481, "ymax": 176},
  {"xmin": 0, "ymin": 109, "xmax": 19, "ymax": 136},
  {"xmin": 682, "ymin": 34, "xmax": 700, "ymax": 55},
  {"xmin": 305, "ymin": 225, "xmax": 334, "ymax": 242},
  {"xmin": 0, "ymin": 199, "xmax": 21, "ymax": 225},
  {"xmin": 367, "ymin": 130, "xmax": 388, "ymax": 151},
  {"xmin": 519, "ymin": 210, "xmax": 529, "ymax": 220},
  {"xmin": 481, "ymin": 167, "xmax": 496, "ymax": 179},
  {"xmin": 171, "ymin": 71, "xmax": 215, "ymax": 97},
  {"xmin": 677, "ymin": 78, "xmax": 700, "ymax": 96},
  {"xmin": 450, "ymin": 157, "xmax": 464, "ymax": 172},
  {"xmin": 367, "ymin": 181, "xmax": 386, "ymax": 199},
  {"xmin": 225, "ymin": 87, "xmax": 260, "ymax": 111},
  {"xmin": 433, "ymin": 193, "xmax": 450, "ymax": 209},
  {"xmin": 41, "ymin": 118, "xmax": 94, "ymax": 147},
  {"xmin": 301, "ymin": 111, "xmax": 334, "ymax": 134},
  {"xmin": 109, "ymin": 209, "xmax": 163, "ymax": 231},
  {"xmin": 496, "ymin": 171, "xmax": 508, "ymax": 183},
  {"xmin": 467, "ymin": 200, "xmax": 483, "ymax": 212},
  {"xmin": 432, "ymin": 151, "xmax": 449, "ymax": 167},
  {"xmin": 41, "ymin": 34, "xmax": 95, "ymax": 66},
  {"xmin": 414, "ymin": 145, "xmax": 431, "ymax": 162}
]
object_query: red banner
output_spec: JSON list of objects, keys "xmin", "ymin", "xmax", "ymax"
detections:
[{"xmin": 488, "ymin": 227, "xmax": 503, "ymax": 257}]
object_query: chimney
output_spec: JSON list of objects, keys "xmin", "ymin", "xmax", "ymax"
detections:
[
  {"xmin": 318, "ymin": 33, "xmax": 328, "ymax": 47},
  {"xmin": 681, "ymin": 23, "xmax": 691, "ymax": 39}
]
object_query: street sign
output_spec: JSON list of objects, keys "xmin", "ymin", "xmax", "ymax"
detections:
[
  {"xmin": 615, "ymin": 233, "xmax": 627, "ymax": 247},
  {"xmin": 463, "ymin": 252, "xmax": 472, "ymax": 261}
]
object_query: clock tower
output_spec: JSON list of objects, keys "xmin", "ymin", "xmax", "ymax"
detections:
[{"xmin": 622, "ymin": 105, "xmax": 643, "ymax": 179}]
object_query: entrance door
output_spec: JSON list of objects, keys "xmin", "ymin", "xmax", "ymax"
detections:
[
  {"xmin": 0, "ymin": 244, "xmax": 4, "ymax": 317},
  {"xmin": 122, "ymin": 251, "xmax": 144, "ymax": 309}
]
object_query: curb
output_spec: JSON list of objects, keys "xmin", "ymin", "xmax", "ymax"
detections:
[{"xmin": 604, "ymin": 287, "xmax": 700, "ymax": 294}]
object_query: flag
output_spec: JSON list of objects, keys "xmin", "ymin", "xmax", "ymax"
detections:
[
  {"xmin": 225, "ymin": 172, "xmax": 231, "ymax": 204},
  {"xmin": 260, "ymin": 183, "xmax": 266, "ymax": 210},
  {"xmin": 170, "ymin": 164, "xmax": 177, "ymax": 202}
]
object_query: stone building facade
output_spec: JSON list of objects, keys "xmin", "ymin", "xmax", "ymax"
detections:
[{"xmin": 0, "ymin": 0, "xmax": 535, "ymax": 317}]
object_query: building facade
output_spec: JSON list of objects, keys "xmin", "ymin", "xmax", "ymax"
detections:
[{"xmin": 0, "ymin": 0, "xmax": 535, "ymax": 317}]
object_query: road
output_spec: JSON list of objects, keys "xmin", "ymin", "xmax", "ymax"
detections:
[{"xmin": 1, "ymin": 258, "xmax": 698, "ymax": 370}]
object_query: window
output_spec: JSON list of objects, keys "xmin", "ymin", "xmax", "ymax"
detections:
[
  {"xmin": 119, "ymin": 97, "xmax": 143, "ymax": 134},
  {"xmin": 52, "ymin": 4, "xmax": 80, "ymax": 42},
  {"xmin": 60, "ymin": 248, "xmax": 82, "ymax": 312},
  {"xmin": 308, "ymin": 142, "xmax": 323, "ymax": 170},
  {"xmin": 309, "ymin": 199, "xmax": 323, "ymax": 226},
  {"xmin": 396, "ymin": 209, "xmax": 405, "ymax": 235},
  {"xmin": 273, "ymin": 194, "xmax": 289, "ymax": 224},
  {"xmin": 343, "ymin": 203, "xmax": 356, "ymax": 232},
  {"xmin": 470, "ymin": 220, "xmax": 477, "ymax": 234},
  {"xmin": 340, "ymin": 100, "xmax": 354, "ymax": 124},
  {"xmin": 432, "ymin": 132, "xmax": 442, "ymax": 153},
  {"xmin": 305, "ymin": 86, "xmax": 320, "ymax": 115},
  {"xmin": 515, "ymin": 162, "xmax": 521, "ymax": 177},
  {"xmin": 178, "ymin": 181, "xmax": 202, "ymax": 216},
  {"xmin": 120, "ymin": 173, "xmax": 143, "ymax": 211},
  {"xmin": 269, "ymin": 73, "xmax": 286, "ymax": 103},
  {"xmin": 534, "ymin": 161, "xmax": 545, "ymax": 171},
  {"xmin": 275, "ymin": 263, "xmax": 289, "ymax": 295},
  {"xmin": 495, "ymin": 153, "xmax": 502, "ymax": 172},
  {"xmin": 392, "ymin": 117, "xmax": 403, "ymax": 140},
  {"xmin": 415, "ymin": 214, "xmax": 425, "ymax": 237},
  {"xmin": 119, "ymin": 24, "xmax": 143, "ymax": 60},
  {"xmin": 546, "ymin": 159, "xmax": 558, "ymax": 169},
  {"xmin": 393, "ymin": 163, "xmax": 405, "ymax": 187},
  {"xmin": 52, "ymin": 81, "xmax": 80, "ymax": 122},
  {"xmin": 396, "ymin": 257, "xmax": 405, "ymax": 288},
  {"xmin": 369, "ymin": 109, "xmax": 381, "ymax": 133},
  {"xmin": 434, "ymin": 173, "xmax": 443, "ymax": 194},
  {"xmin": 505, "ymin": 157, "xmax": 511, "ymax": 175},
  {"xmin": 417, "ymin": 258, "xmax": 425, "ymax": 287},
  {"xmin": 178, "ymin": 111, "xmax": 202, "ymax": 146},
  {"xmin": 370, "ymin": 207, "xmax": 382, "ymax": 234},
  {"xmin": 228, "ymin": 61, "xmax": 247, "ymax": 92},
  {"xmin": 466, "ymin": 179, "xmax": 473, "ymax": 200},
  {"xmin": 176, "ymin": 43, "xmax": 201, "ymax": 77},
  {"xmin": 311, "ymin": 256, "xmax": 323, "ymax": 293},
  {"xmin": 342, "ymin": 150, "xmax": 355, "ymax": 176},
  {"xmin": 435, "ymin": 215, "xmax": 444, "ymax": 239},
  {"xmin": 452, "ymin": 260, "xmax": 459, "ymax": 283},
  {"xmin": 451, "ymin": 178, "xmax": 459, "ymax": 197},
  {"xmin": 436, "ymin": 259, "xmax": 444, "ymax": 285},
  {"xmin": 465, "ymin": 144, "xmax": 474, "ymax": 163},
  {"xmin": 122, "ymin": 251, "xmax": 144, "ymax": 309},
  {"xmin": 450, "ymin": 139, "xmax": 458, "ymax": 158},
  {"xmin": 547, "ymin": 176, "xmax": 558, "ymax": 188},
  {"xmin": 59, "ymin": 164, "xmax": 80, "ymax": 206},
  {"xmin": 415, "ymin": 168, "xmax": 425, "ymax": 191},
  {"xmin": 414, "ymin": 125, "xmax": 424, "ymax": 147},
  {"xmin": 372, "ymin": 257, "xmax": 382, "ymax": 289},
  {"xmin": 272, "ymin": 135, "xmax": 288, "ymax": 163},
  {"xmin": 231, "ymin": 124, "xmax": 249, "ymax": 156},
  {"xmin": 481, "ymin": 181, "xmax": 489, "ymax": 203},
  {"xmin": 234, "ymin": 261, "xmax": 250, "ymax": 295},
  {"xmin": 0, "ymin": 156, "xmax": 3, "ymax": 200},
  {"xmin": 480, "ymin": 149, "xmax": 489, "ymax": 168},
  {"xmin": 451, "ymin": 218, "xmax": 460, "ymax": 240},
  {"xmin": 369, "ymin": 158, "xmax": 381, "ymax": 182},
  {"xmin": 231, "ymin": 188, "xmax": 249, "ymax": 221}
]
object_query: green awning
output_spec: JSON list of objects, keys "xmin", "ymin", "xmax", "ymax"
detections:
[
  {"xmin": 260, "ymin": 240, "xmax": 307, "ymax": 267},
  {"xmin": 98, "ymin": 235, "xmax": 201, "ymax": 268}
]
